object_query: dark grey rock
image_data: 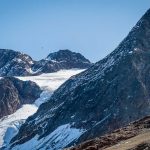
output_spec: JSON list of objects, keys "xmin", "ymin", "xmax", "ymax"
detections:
[
  {"xmin": 32, "ymin": 49, "xmax": 92, "ymax": 74},
  {"xmin": 0, "ymin": 49, "xmax": 34, "ymax": 76},
  {"xmin": 0, "ymin": 77, "xmax": 42, "ymax": 119},
  {"xmin": 0, "ymin": 49, "xmax": 92, "ymax": 76}
]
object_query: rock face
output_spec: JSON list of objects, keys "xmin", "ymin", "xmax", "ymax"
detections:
[
  {"xmin": 0, "ymin": 49, "xmax": 34, "ymax": 76},
  {"xmin": 0, "ymin": 77, "xmax": 42, "ymax": 119},
  {"xmin": 0, "ymin": 49, "xmax": 92, "ymax": 76},
  {"xmin": 32, "ymin": 49, "xmax": 92, "ymax": 74},
  {"xmin": 9, "ymin": 8, "xmax": 150, "ymax": 150}
]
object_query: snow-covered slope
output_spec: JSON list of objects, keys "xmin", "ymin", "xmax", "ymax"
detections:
[
  {"xmin": 0, "ymin": 69, "xmax": 84, "ymax": 149},
  {"xmin": 11, "ymin": 124, "xmax": 85, "ymax": 150}
]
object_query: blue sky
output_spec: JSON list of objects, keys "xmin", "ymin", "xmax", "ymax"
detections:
[{"xmin": 0, "ymin": 0, "xmax": 149, "ymax": 62}]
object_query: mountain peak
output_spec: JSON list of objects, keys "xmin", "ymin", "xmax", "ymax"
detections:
[
  {"xmin": 104, "ymin": 8, "xmax": 150, "ymax": 62},
  {"xmin": 46, "ymin": 49, "xmax": 90, "ymax": 63},
  {"xmin": 58, "ymin": 49, "xmax": 72, "ymax": 53},
  {"xmin": 143, "ymin": 8, "xmax": 150, "ymax": 18},
  {"xmin": 130, "ymin": 8, "xmax": 150, "ymax": 40}
]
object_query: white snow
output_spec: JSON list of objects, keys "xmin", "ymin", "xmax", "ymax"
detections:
[
  {"xmin": 11, "ymin": 124, "xmax": 85, "ymax": 150},
  {"xmin": 0, "ymin": 104, "xmax": 37, "ymax": 147},
  {"xmin": 15, "ymin": 58, "xmax": 22, "ymax": 63},
  {"xmin": 17, "ymin": 69, "xmax": 84, "ymax": 91},
  {"xmin": 129, "ymin": 51, "xmax": 133, "ymax": 54},
  {"xmin": 25, "ymin": 67, "xmax": 34, "ymax": 74},
  {"xmin": 94, "ymin": 114, "xmax": 111, "ymax": 127},
  {"xmin": 0, "ymin": 69, "xmax": 84, "ymax": 149},
  {"xmin": 134, "ymin": 48, "xmax": 140, "ymax": 52},
  {"xmin": 45, "ymin": 57, "xmax": 58, "ymax": 62}
]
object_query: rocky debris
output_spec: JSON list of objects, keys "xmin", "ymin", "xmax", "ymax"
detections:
[
  {"xmin": 0, "ymin": 77, "xmax": 42, "ymax": 119},
  {"xmin": 9, "ymin": 8, "xmax": 150, "ymax": 150},
  {"xmin": 0, "ymin": 49, "xmax": 92, "ymax": 76},
  {"xmin": 129, "ymin": 143, "xmax": 150, "ymax": 150},
  {"xmin": 66, "ymin": 116, "xmax": 150, "ymax": 150}
]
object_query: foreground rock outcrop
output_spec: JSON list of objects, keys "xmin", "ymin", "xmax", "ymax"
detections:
[
  {"xmin": 0, "ymin": 77, "xmax": 42, "ymax": 118},
  {"xmin": 8, "ymin": 8, "xmax": 150, "ymax": 150},
  {"xmin": 66, "ymin": 116, "xmax": 150, "ymax": 150},
  {"xmin": 0, "ymin": 49, "xmax": 92, "ymax": 76}
]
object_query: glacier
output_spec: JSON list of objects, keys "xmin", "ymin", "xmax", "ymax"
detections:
[{"xmin": 0, "ymin": 69, "xmax": 84, "ymax": 149}]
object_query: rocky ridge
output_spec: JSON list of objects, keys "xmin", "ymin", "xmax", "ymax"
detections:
[
  {"xmin": 0, "ymin": 77, "xmax": 42, "ymax": 119},
  {"xmin": 0, "ymin": 49, "xmax": 91, "ymax": 76}
]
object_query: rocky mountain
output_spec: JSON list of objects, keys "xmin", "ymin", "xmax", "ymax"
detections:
[
  {"xmin": 67, "ymin": 116, "xmax": 150, "ymax": 150},
  {"xmin": 0, "ymin": 49, "xmax": 91, "ymax": 76},
  {"xmin": 8, "ymin": 8, "xmax": 150, "ymax": 150},
  {"xmin": 0, "ymin": 49, "xmax": 34, "ymax": 76},
  {"xmin": 32, "ymin": 49, "xmax": 92, "ymax": 74},
  {"xmin": 0, "ymin": 77, "xmax": 42, "ymax": 119}
]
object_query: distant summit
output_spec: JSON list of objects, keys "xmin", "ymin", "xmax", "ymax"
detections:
[
  {"xmin": 47, "ymin": 49, "xmax": 90, "ymax": 65},
  {"xmin": 32, "ymin": 49, "xmax": 92, "ymax": 74},
  {"xmin": 0, "ymin": 49, "xmax": 92, "ymax": 76},
  {"xmin": 0, "ymin": 49, "xmax": 34, "ymax": 76}
]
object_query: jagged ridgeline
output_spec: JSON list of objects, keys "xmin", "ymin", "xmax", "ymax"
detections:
[
  {"xmin": 0, "ymin": 49, "xmax": 92, "ymax": 76},
  {"xmin": 8, "ymin": 9, "xmax": 150, "ymax": 150}
]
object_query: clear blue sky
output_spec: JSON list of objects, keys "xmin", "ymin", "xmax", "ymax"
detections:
[{"xmin": 0, "ymin": 0, "xmax": 149, "ymax": 62}]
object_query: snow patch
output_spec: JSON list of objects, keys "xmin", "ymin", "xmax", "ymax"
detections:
[
  {"xmin": 11, "ymin": 124, "xmax": 85, "ymax": 150},
  {"xmin": 17, "ymin": 69, "xmax": 84, "ymax": 91},
  {"xmin": 129, "ymin": 51, "xmax": 133, "ymax": 54},
  {"xmin": 94, "ymin": 114, "xmax": 111, "ymax": 127}
]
